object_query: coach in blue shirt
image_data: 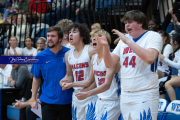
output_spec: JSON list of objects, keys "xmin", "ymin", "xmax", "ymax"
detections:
[{"xmin": 30, "ymin": 26, "xmax": 73, "ymax": 120}]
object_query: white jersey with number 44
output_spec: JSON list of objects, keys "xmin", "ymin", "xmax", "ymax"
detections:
[{"xmin": 113, "ymin": 31, "xmax": 163, "ymax": 92}]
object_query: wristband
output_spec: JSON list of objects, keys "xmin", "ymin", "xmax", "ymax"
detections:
[{"xmin": 30, "ymin": 100, "xmax": 36, "ymax": 102}]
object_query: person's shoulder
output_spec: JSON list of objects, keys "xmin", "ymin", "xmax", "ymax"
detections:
[
  {"xmin": 147, "ymin": 31, "xmax": 160, "ymax": 36},
  {"xmin": 61, "ymin": 46, "xmax": 70, "ymax": 54},
  {"xmin": 32, "ymin": 47, "xmax": 37, "ymax": 51},
  {"xmin": 19, "ymin": 65, "xmax": 28, "ymax": 71},
  {"xmin": 165, "ymin": 44, "xmax": 172, "ymax": 48},
  {"xmin": 176, "ymin": 49, "xmax": 180, "ymax": 54},
  {"xmin": 16, "ymin": 47, "xmax": 23, "ymax": 50},
  {"xmin": 36, "ymin": 49, "xmax": 46, "ymax": 56},
  {"xmin": 22, "ymin": 47, "xmax": 27, "ymax": 50},
  {"xmin": 6, "ymin": 64, "xmax": 12, "ymax": 69},
  {"xmin": 62, "ymin": 46, "xmax": 70, "ymax": 51}
]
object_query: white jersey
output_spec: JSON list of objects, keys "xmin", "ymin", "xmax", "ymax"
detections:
[
  {"xmin": 22, "ymin": 47, "xmax": 37, "ymax": 71},
  {"xmin": 93, "ymin": 54, "xmax": 121, "ymax": 100},
  {"xmin": 158, "ymin": 44, "xmax": 173, "ymax": 74},
  {"xmin": 163, "ymin": 49, "xmax": 180, "ymax": 76},
  {"xmin": 4, "ymin": 47, "xmax": 23, "ymax": 55},
  {"xmin": 113, "ymin": 31, "xmax": 163, "ymax": 92},
  {"xmin": 66, "ymin": 43, "xmax": 71, "ymax": 48},
  {"xmin": 22, "ymin": 47, "xmax": 37, "ymax": 56},
  {"xmin": 68, "ymin": 45, "xmax": 91, "ymax": 92}
]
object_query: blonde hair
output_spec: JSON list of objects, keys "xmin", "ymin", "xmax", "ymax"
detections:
[
  {"xmin": 36, "ymin": 37, "xmax": 46, "ymax": 46},
  {"xmin": 92, "ymin": 23, "xmax": 101, "ymax": 29},
  {"xmin": 90, "ymin": 29, "xmax": 111, "ymax": 45},
  {"xmin": 55, "ymin": 19, "xmax": 73, "ymax": 34}
]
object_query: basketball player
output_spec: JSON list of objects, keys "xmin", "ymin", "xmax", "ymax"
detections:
[
  {"xmin": 71, "ymin": 29, "xmax": 121, "ymax": 120},
  {"xmin": 60, "ymin": 23, "xmax": 97, "ymax": 120},
  {"xmin": 98, "ymin": 10, "xmax": 163, "ymax": 120}
]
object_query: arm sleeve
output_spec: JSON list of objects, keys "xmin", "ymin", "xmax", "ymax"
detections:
[
  {"xmin": 30, "ymin": 58, "xmax": 42, "ymax": 78},
  {"xmin": 163, "ymin": 44, "xmax": 173, "ymax": 58},
  {"xmin": 147, "ymin": 32, "xmax": 163, "ymax": 54},
  {"xmin": 163, "ymin": 57, "xmax": 180, "ymax": 69},
  {"xmin": 15, "ymin": 66, "xmax": 30, "ymax": 88}
]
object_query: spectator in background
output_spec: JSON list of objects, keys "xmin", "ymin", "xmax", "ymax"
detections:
[
  {"xmin": 18, "ymin": 0, "xmax": 30, "ymax": 13},
  {"xmin": 0, "ymin": 64, "xmax": 12, "ymax": 86},
  {"xmin": 171, "ymin": 13, "xmax": 180, "ymax": 33},
  {"xmin": 162, "ymin": 0, "xmax": 180, "ymax": 31},
  {"xmin": 22, "ymin": 37, "xmax": 37, "ymax": 71},
  {"xmin": 7, "ymin": 14, "xmax": 30, "ymax": 47},
  {"xmin": 91, "ymin": 23, "xmax": 101, "ymax": 32},
  {"xmin": 29, "ymin": 0, "xmax": 49, "ymax": 23},
  {"xmin": 148, "ymin": 19, "xmax": 161, "ymax": 32},
  {"xmin": 158, "ymin": 30, "xmax": 173, "ymax": 79},
  {"xmin": 4, "ymin": 37, "xmax": 23, "ymax": 56},
  {"xmin": 13, "ymin": 48, "xmax": 44, "ymax": 120},
  {"xmin": 55, "ymin": 19, "xmax": 73, "ymax": 48},
  {"xmin": 3, "ymin": 3, "xmax": 16, "ymax": 20},
  {"xmin": 8, "ymin": 64, "xmax": 31, "ymax": 88},
  {"xmin": 12, "ymin": 0, "xmax": 19, "ymax": 8},
  {"xmin": 141, "ymin": 0, "xmax": 160, "ymax": 22},
  {"xmin": 44, "ymin": 0, "xmax": 71, "ymax": 26},
  {"xmin": 65, "ymin": 0, "xmax": 94, "ymax": 23},
  {"xmin": 13, "ymin": 7, "xmax": 19, "ymax": 13},
  {"xmin": 160, "ymin": 33, "xmax": 180, "ymax": 101},
  {"xmin": 36, "ymin": 37, "xmax": 46, "ymax": 49},
  {"xmin": 0, "ymin": 21, "xmax": 10, "ymax": 49}
]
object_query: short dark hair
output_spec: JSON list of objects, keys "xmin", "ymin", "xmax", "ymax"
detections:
[
  {"xmin": 121, "ymin": 10, "xmax": 147, "ymax": 29},
  {"xmin": 67, "ymin": 23, "xmax": 91, "ymax": 44},
  {"xmin": 47, "ymin": 26, "xmax": 63, "ymax": 39}
]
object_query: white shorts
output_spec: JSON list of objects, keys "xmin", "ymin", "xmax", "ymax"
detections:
[
  {"xmin": 72, "ymin": 92, "xmax": 97, "ymax": 120},
  {"xmin": 95, "ymin": 98, "xmax": 120, "ymax": 120},
  {"xmin": 120, "ymin": 88, "xmax": 159, "ymax": 120}
]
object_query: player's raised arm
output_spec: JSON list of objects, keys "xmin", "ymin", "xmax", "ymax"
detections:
[
  {"xmin": 97, "ymin": 31, "xmax": 120, "ymax": 68},
  {"xmin": 62, "ymin": 55, "xmax": 96, "ymax": 90},
  {"xmin": 112, "ymin": 29, "xmax": 162, "ymax": 64}
]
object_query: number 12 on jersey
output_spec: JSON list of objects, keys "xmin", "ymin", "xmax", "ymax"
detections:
[
  {"xmin": 123, "ymin": 56, "xmax": 136, "ymax": 68},
  {"xmin": 75, "ymin": 70, "xmax": 84, "ymax": 81}
]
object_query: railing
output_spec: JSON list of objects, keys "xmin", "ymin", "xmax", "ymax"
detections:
[{"xmin": 0, "ymin": 0, "xmax": 176, "ymax": 54}]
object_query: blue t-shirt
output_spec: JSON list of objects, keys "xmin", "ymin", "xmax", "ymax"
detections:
[{"xmin": 31, "ymin": 46, "xmax": 73, "ymax": 105}]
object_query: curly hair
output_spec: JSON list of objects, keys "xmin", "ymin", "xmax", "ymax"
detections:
[
  {"xmin": 55, "ymin": 19, "xmax": 73, "ymax": 34},
  {"xmin": 67, "ymin": 23, "xmax": 91, "ymax": 44}
]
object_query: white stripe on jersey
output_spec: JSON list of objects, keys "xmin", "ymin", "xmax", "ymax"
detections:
[
  {"xmin": 68, "ymin": 45, "xmax": 91, "ymax": 92},
  {"xmin": 93, "ymin": 54, "xmax": 121, "ymax": 100}
]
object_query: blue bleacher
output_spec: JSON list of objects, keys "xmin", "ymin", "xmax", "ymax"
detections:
[
  {"xmin": 7, "ymin": 105, "xmax": 20, "ymax": 120},
  {"xmin": 162, "ymin": 100, "xmax": 180, "ymax": 120},
  {"xmin": 158, "ymin": 99, "xmax": 169, "ymax": 120}
]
